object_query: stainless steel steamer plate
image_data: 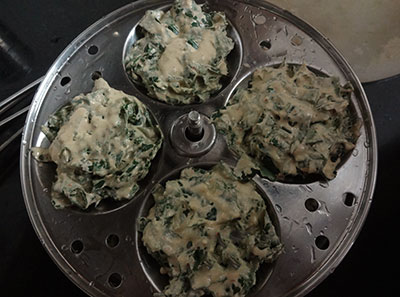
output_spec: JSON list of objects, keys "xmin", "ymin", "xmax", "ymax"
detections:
[{"xmin": 20, "ymin": 1, "xmax": 377, "ymax": 296}]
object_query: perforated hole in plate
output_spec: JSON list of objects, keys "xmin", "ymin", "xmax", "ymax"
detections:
[
  {"xmin": 108, "ymin": 272, "xmax": 123, "ymax": 288},
  {"xmin": 60, "ymin": 76, "xmax": 71, "ymax": 86},
  {"xmin": 71, "ymin": 239, "xmax": 84, "ymax": 254},
  {"xmin": 106, "ymin": 234, "xmax": 120, "ymax": 248},
  {"xmin": 91, "ymin": 70, "xmax": 102, "ymax": 81},
  {"xmin": 136, "ymin": 163, "xmax": 281, "ymax": 295},
  {"xmin": 32, "ymin": 81, "xmax": 165, "ymax": 215}
]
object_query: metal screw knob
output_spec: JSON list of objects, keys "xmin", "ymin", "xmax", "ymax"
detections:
[
  {"xmin": 187, "ymin": 111, "xmax": 203, "ymax": 139},
  {"xmin": 169, "ymin": 111, "xmax": 216, "ymax": 157}
]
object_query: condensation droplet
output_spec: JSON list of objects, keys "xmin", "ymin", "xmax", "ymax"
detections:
[
  {"xmin": 305, "ymin": 223, "xmax": 313, "ymax": 235},
  {"xmin": 364, "ymin": 140, "xmax": 370, "ymax": 148},
  {"xmin": 300, "ymin": 185, "xmax": 313, "ymax": 192},
  {"xmin": 352, "ymin": 148, "xmax": 359, "ymax": 156},
  {"xmin": 273, "ymin": 16, "xmax": 277, "ymax": 21},
  {"xmin": 310, "ymin": 245, "xmax": 317, "ymax": 263},
  {"xmin": 291, "ymin": 245, "xmax": 299, "ymax": 253},
  {"xmin": 319, "ymin": 180, "xmax": 329, "ymax": 188},
  {"xmin": 125, "ymin": 235, "xmax": 132, "ymax": 242},
  {"xmin": 43, "ymin": 187, "xmax": 49, "ymax": 193},
  {"xmin": 253, "ymin": 14, "xmax": 267, "ymax": 25},
  {"xmin": 275, "ymin": 204, "xmax": 282, "ymax": 213}
]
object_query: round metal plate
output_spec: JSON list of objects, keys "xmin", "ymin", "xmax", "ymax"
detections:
[{"xmin": 20, "ymin": 1, "xmax": 377, "ymax": 296}]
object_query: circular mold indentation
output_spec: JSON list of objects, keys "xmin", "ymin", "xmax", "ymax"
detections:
[
  {"xmin": 259, "ymin": 39, "xmax": 272, "ymax": 50},
  {"xmin": 87, "ymin": 45, "xmax": 99, "ymax": 55},
  {"xmin": 222, "ymin": 62, "xmax": 361, "ymax": 184},
  {"xmin": 136, "ymin": 163, "xmax": 281, "ymax": 295},
  {"xmin": 60, "ymin": 76, "xmax": 71, "ymax": 87},
  {"xmin": 32, "ymin": 133, "xmax": 164, "ymax": 215},
  {"xmin": 122, "ymin": 5, "xmax": 243, "ymax": 105},
  {"xmin": 91, "ymin": 70, "xmax": 102, "ymax": 81},
  {"xmin": 31, "ymin": 86, "xmax": 165, "ymax": 215}
]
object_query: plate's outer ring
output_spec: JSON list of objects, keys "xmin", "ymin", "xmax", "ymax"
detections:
[{"xmin": 20, "ymin": 1, "xmax": 377, "ymax": 297}]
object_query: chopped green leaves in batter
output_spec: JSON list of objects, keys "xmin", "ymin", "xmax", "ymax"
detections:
[
  {"xmin": 125, "ymin": 0, "xmax": 234, "ymax": 104},
  {"xmin": 213, "ymin": 63, "xmax": 361, "ymax": 180},
  {"xmin": 32, "ymin": 78, "xmax": 162, "ymax": 209},
  {"xmin": 140, "ymin": 163, "xmax": 282, "ymax": 297}
]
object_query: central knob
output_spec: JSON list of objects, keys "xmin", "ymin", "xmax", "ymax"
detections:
[
  {"xmin": 185, "ymin": 111, "xmax": 205, "ymax": 142},
  {"xmin": 169, "ymin": 111, "xmax": 216, "ymax": 157}
]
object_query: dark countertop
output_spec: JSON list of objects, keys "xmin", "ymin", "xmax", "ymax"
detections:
[{"xmin": 0, "ymin": 1, "xmax": 398, "ymax": 296}]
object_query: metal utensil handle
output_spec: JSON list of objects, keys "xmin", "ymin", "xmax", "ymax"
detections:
[{"xmin": 0, "ymin": 76, "xmax": 43, "ymax": 152}]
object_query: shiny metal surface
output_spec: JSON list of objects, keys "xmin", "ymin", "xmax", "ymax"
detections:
[
  {"xmin": 169, "ymin": 111, "xmax": 216, "ymax": 157},
  {"xmin": 20, "ymin": 1, "xmax": 377, "ymax": 297}
]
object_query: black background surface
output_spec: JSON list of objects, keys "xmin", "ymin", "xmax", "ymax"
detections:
[{"xmin": 0, "ymin": 1, "xmax": 398, "ymax": 296}]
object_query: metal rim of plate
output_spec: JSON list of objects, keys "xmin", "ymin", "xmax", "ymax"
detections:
[{"xmin": 20, "ymin": 1, "xmax": 377, "ymax": 297}]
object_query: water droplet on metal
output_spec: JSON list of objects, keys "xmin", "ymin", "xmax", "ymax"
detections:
[
  {"xmin": 253, "ymin": 14, "xmax": 267, "ymax": 25},
  {"xmin": 273, "ymin": 16, "xmax": 277, "ymax": 21},
  {"xmin": 305, "ymin": 223, "xmax": 313, "ymax": 235},
  {"xmin": 319, "ymin": 180, "xmax": 329, "ymax": 188},
  {"xmin": 275, "ymin": 204, "xmax": 282, "ymax": 213},
  {"xmin": 352, "ymin": 148, "xmax": 359, "ymax": 156},
  {"xmin": 284, "ymin": 25, "xmax": 288, "ymax": 36},
  {"xmin": 300, "ymin": 185, "xmax": 313, "ymax": 192},
  {"xmin": 310, "ymin": 245, "xmax": 317, "ymax": 263},
  {"xmin": 363, "ymin": 140, "xmax": 370, "ymax": 148}
]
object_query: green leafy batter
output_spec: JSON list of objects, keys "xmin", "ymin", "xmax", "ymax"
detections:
[
  {"xmin": 32, "ymin": 78, "xmax": 162, "ymax": 209},
  {"xmin": 213, "ymin": 63, "xmax": 361, "ymax": 180},
  {"xmin": 125, "ymin": 0, "xmax": 234, "ymax": 104},
  {"xmin": 140, "ymin": 163, "xmax": 282, "ymax": 297}
]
